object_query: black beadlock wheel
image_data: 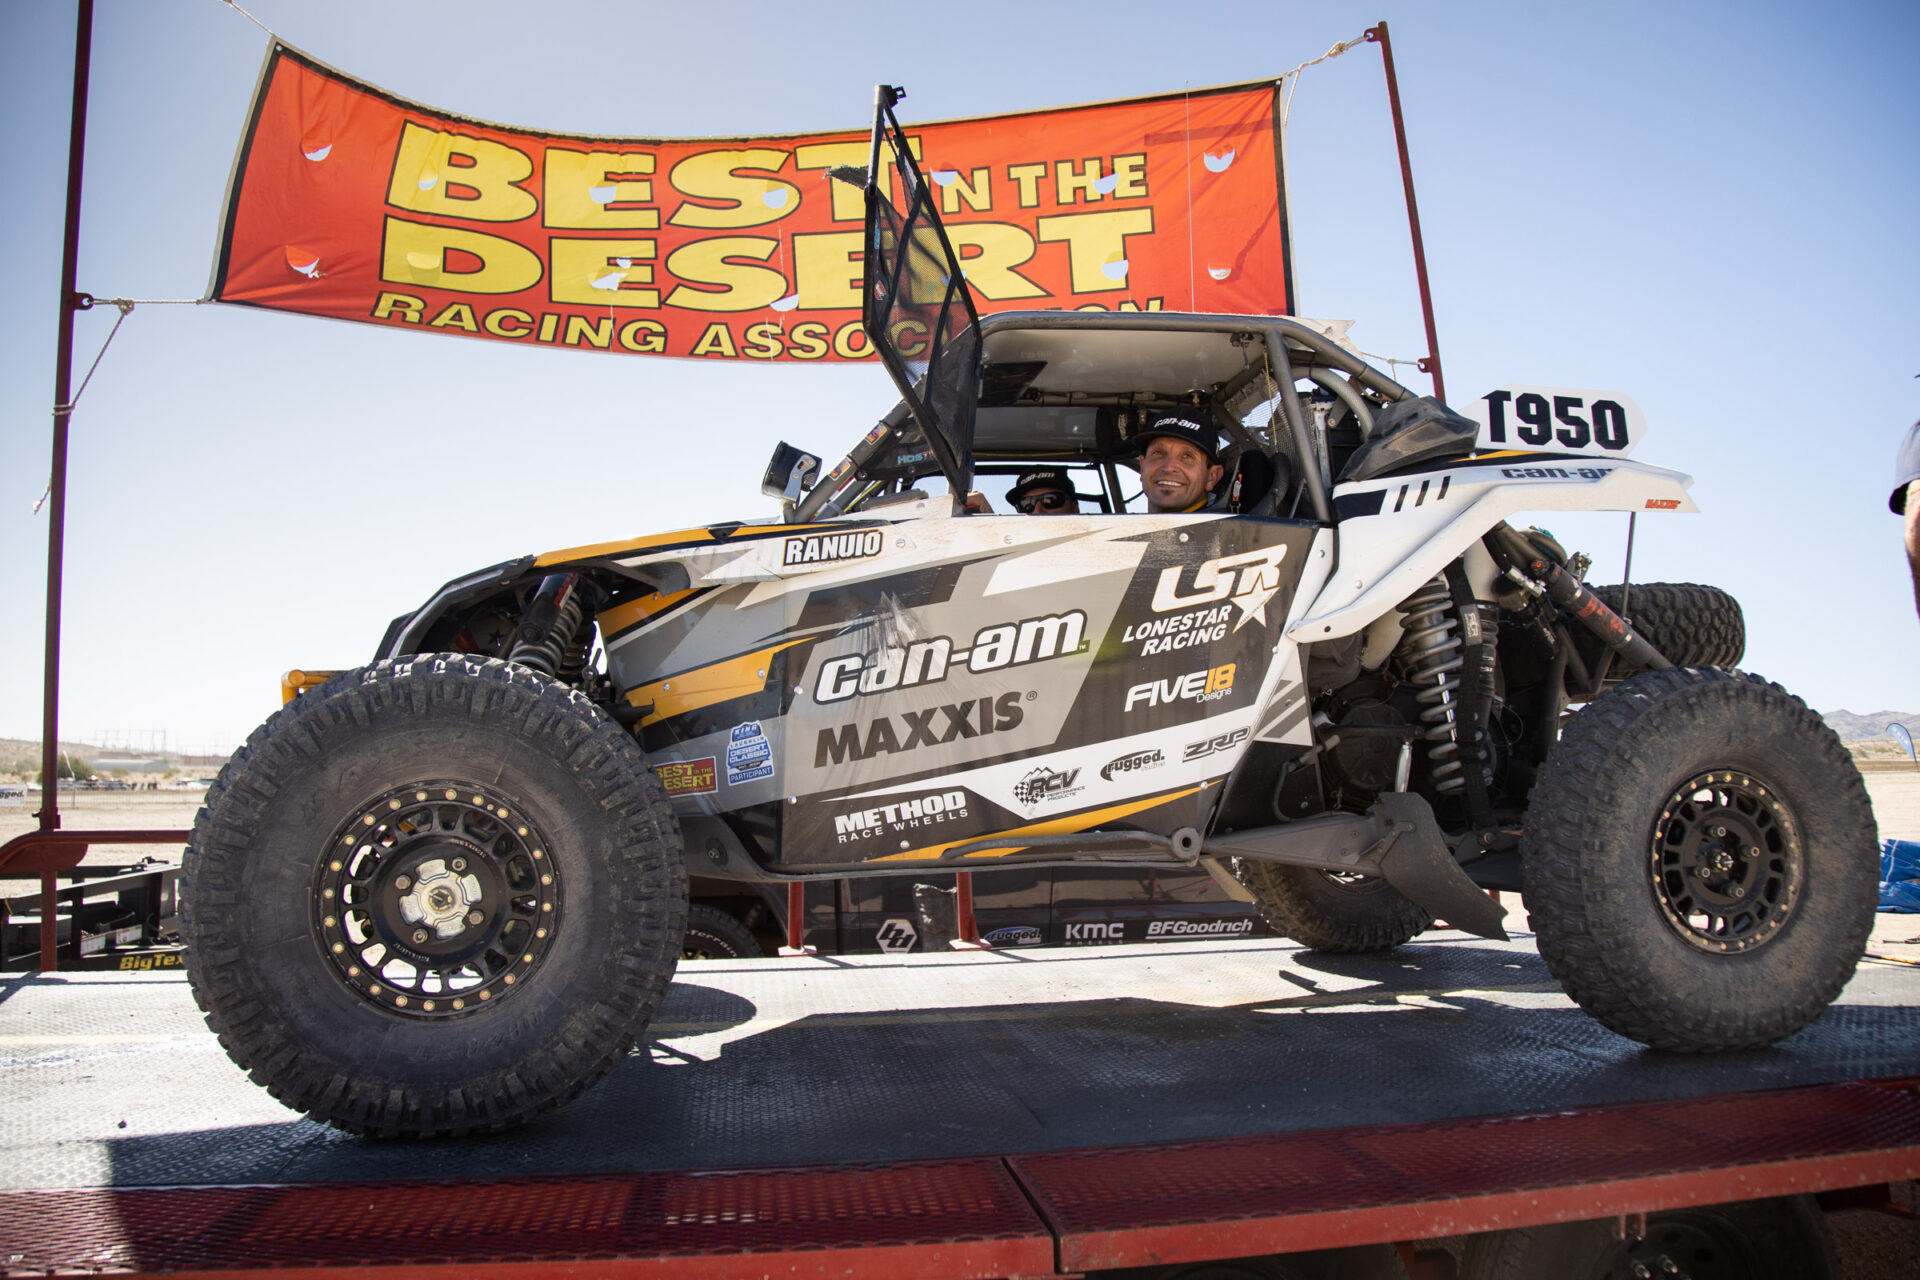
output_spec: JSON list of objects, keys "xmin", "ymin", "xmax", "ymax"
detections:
[
  {"xmin": 1521, "ymin": 666, "xmax": 1876, "ymax": 1052},
  {"xmin": 1233, "ymin": 860, "xmax": 1432, "ymax": 953},
  {"xmin": 1649, "ymin": 770, "xmax": 1800, "ymax": 954},
  {"xmin": 315, "ymin": 781, "xmax": 565, "ymax": 1016},
  {"xmin": 180, "ymin": 654, "xmax": 687, "ymax": 1137}
]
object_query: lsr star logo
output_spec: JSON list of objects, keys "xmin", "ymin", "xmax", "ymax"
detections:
[{"xmin": 1151, "ymin": 545, "xmax": 1291, "ymax": 632}]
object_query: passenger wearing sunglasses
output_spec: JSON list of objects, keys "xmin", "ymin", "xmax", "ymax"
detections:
[{"xmin": 1006, "ymin": 468, "xmax": 1081, "ymax": 515}]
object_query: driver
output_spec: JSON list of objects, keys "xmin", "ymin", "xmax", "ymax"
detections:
[
  {"xmin": 1136, "ymin": 414, "xmax": 1224, "ymax": 513},
  {"xmin": 1006, "ymin": 468, "xmax": 1081, "ymax": 514}
]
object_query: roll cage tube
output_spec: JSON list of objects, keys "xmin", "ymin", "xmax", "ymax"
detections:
[
  {"xmin": 1265, "ymin": 327, "xmax": 1334, "ymax": 524},
  {"xmin": 792, "ymin": 312, "xmax": 1410, "ymax": 525},
  {"xmin": 862, "ymin": 84, "xmax": 982, "ymax": 511}
]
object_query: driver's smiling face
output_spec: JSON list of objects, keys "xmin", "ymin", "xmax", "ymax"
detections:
[{"xmin": 1142, "ymin": 437, "xmax": 1223, "ymax": 512}]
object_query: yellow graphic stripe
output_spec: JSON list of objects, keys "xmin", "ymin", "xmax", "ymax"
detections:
[
  {"xmin": 870, "ymin": 786, "xmax": 1204, "ymax": 862},
  {"xmin": 597, "ymin": 587, "xmax": 703, "ymax": 638},
  {"xmin": 534, "ymin": 524, "xmax": 837, "ymax": 567},
  {"xmin": 624, "ymin": 639, "xmax": 809, "ymax": 727}
]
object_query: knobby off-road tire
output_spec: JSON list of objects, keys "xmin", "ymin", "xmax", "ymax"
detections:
[
  {"xmin": 1233, "ymin": 860, "xmax": 1433, "ymax": 953},
  {"xmin": 179, "ymin": 654, "xmax": 687, "ymax": 1137},
  {"xmin": 1522, "ymin": 666, "xmax": 1876, "ymax": 1052},
  {"xmin": 682, "ymin": 903, "xmax": 764, "ymax": 959},
  {"xmin": 1590, "ymin": 582, "xmax": 1744, "ymax": 677},
  {"xmin": 1458, "ymin": 1195, "xmax": 1835, "ymax": 1280}
]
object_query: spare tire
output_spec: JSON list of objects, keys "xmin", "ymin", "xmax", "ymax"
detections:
[{"xmin": 1587, "ymin": 581, "xmax": 1744, "ymax": 677}]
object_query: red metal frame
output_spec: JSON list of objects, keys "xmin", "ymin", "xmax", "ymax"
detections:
[
  {"xmin": 778, "ymin": 879, "xmax": 816, "ymax": 955},
  {"xmin": 1365, "ymin": 21, "xmax": 1446, "ymax": 403},
  {"xmin": 1020, "ymin": 1079, "xmax": 1920, "ymax": 1271},
  {"xmin": 955, "ymin": 871, "xmax": 982, "ymax": 946},
  {"xmin": 13, "ymin": 0, "xmax": 192, "ymax": 976},
  {"xmin": 0, "ymin": 827, "xmax": 189, "ymax": 972},
  {"xmin": 3, "ymin": 1080, "xmax": 1912, "ymax": 1277},
  {"xmin": 37, "ymin": 0, "xmax": 92, "ymax": 842}
]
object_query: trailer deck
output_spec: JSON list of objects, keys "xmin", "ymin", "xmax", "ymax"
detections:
[{"xmin": 4, "ymin": 925, "xmax": 1918, "ymax": 1275}]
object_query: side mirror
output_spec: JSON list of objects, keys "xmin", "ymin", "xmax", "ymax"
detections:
[{"xmin": 762, "ymin": 442, "xmax": 823, "ymax": 501}]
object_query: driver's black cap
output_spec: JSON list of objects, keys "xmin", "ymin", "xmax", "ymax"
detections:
[
  {"xmin": 1007, "ymin": 468, "xmax": 1075, "ymax": 503},
  {"xmin": 1894, "ymin": 420, "xmax": 1920, "ymax": 514},
  {"xmin": 1135, "ymin": 413, "xmax": 1219, "ymax": 462}
]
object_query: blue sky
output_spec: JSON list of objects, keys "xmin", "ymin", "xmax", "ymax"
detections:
[{"xmin": 2, "ymin": 0, "xmax": 1916, "ymax": 751}]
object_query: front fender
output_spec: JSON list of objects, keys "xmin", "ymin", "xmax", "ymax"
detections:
[
  {"xmin": 375, "ymin": 556, "xmax": 536, "ymax": 660},
  {"xmin": 1288, "ymin": 454, "xmax": 1695, "ymax": 642}
]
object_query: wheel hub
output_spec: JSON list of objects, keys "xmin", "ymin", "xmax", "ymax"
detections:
[
  {"xmin": 314, "ymin": 783, "xmax": 560, "ymax": 1018},
  {"xmin": 1651, "ymin": 771, "xmax": 1801, "ymax": 954},
  {"xmin": 1601, "ymin": 1212, "xmax": 1765, "ymax": 1280},
  {"xmin": 396, "ymin": 859, "xmax": 485, "ymax": 939}
]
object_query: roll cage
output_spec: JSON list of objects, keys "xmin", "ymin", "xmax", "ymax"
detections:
[
  {"xmin": 791, "ymin": 310, "xmax": 1423, "ymax": 525},
  {"xmin": 799, "ymin": 83, "xmax": 1433, "ymax": 528}
]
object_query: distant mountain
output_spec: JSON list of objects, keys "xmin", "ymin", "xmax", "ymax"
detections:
[{"xmin": 1824, "ymin": 710, "xmax": 1920, "ymax": 742}]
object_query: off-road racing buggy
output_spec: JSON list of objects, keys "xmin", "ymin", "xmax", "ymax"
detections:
[{"xmin": 180, "ymin": 88, "xmax": 1877, "ymax": 1137}]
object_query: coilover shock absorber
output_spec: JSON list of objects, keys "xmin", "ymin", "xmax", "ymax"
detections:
[
  {"xmin": 508, "ymin": 574, "xmax": 590, "ymax": 679},
  {"xmin": 1396, "ymin": 574, "xmax": 1465, "ymax": 793}
]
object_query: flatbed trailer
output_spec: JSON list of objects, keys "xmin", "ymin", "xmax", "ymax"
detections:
[{"xmin": 4, "ymin": 927, "xmax": 1917, "ymax": 1277}]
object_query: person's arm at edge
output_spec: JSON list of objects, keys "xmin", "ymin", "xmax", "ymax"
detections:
[{"xmin": 1907, "ymin": 479, "xmax": 1920, "ymax": 620}]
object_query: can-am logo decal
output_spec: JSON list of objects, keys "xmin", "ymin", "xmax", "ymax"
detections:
[
  {"xmin": 1182, "ymin": 727, "xmax": 1249, "ymax": 762},
  {"xmin": 814, "ymin": 611, "xmax": 1087, "ymax": 704},
  {"xmin": 1148, "ymin": 918, "xmax": 1253, "ymax": 938},
  {"xmin": 1100, "ymin": 748, "xmax": 1164, "ymax": 781},
  {"xmin": 1120, "ymin": 605, "xmax": 1232, "ymax": 656},
  {"xmin": 815, "ymin": 693, "xmax": 1025, "ymax": 766},
  {"xmin": 1013, "ymin": 765, "xmax": 1082, "ymax": 809},
  {"xmin": 833, "ymin": 789, "xmax": 969, "ymax": 843},
  {"xmin": 1125, "ymin": 663, "xmax": 1237, "ymax": 713},
  {"xmin": 1151, "ymin": 546, "xmax": 1290, "ymax": 632},
  {"xmin": 1498, "ymin": 465, "xmax": 1613, "ymax": 480},
  {"xmin": 875, "ymin": 918, "xmax": 917, "ymax": 953},
  {"xmin": 784, "ymin": 529, "xmax": 883, "ymax": 566}
]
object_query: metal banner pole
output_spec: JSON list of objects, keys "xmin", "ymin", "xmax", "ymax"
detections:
[
  {"xmin": 1365, "ymin": 21, "xmax": 1446, "ymax": 404},
  {"xmin": 30, "ymin": 0, "xmax": 97, "ymax": 971}
]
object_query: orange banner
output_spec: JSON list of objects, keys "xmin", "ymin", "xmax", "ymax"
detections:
[{"xmin": 213, "ymin": 46, "xmax": 1292, "ymax": 362}]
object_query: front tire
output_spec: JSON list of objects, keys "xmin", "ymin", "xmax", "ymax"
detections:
[
  {"xmin": 180, "ymin": 655, "xmax": 687, "ymax": 1137},
  {"xmin": 1521, "ymin": 666, "xmax": 1876, "ymax": 1051},
  {"xmin": 1233, "ymin": 860, "xmax": 1432, "ymax": 953}
]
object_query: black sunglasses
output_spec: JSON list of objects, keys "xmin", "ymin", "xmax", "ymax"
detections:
[{"xmin": 1016, "ymin": 490, "xmax": 1075, "ymax": 513}]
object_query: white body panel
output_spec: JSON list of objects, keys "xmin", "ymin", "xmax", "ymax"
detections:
[{"xmin": 1291, "ymin": 456, "xmax": 1696, "ymax": 642}]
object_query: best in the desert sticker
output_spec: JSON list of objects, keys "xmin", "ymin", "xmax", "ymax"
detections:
[{"xmin": 657, "ymin": 757, "xmax": 717, "ymax": 797}]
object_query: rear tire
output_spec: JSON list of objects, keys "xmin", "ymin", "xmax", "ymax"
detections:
[
  {"xmin": 1521, "ymin": 666, "xmax": 1875, "ymax": 1051},
  {"xmin": 1233, "ymin": 860, "xmax": 1432, "ymax": 953},
  {"xmin": 180, "ymin": 654, "xmax": 686, "ymax": 1137},
  {"xmin": 1459, "ymin": 1195, "xmax": 1835, "ymax": 1279},
  {"xmin": 682, "ymin": 903, "xmax": 764, "ymax": 959}
]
